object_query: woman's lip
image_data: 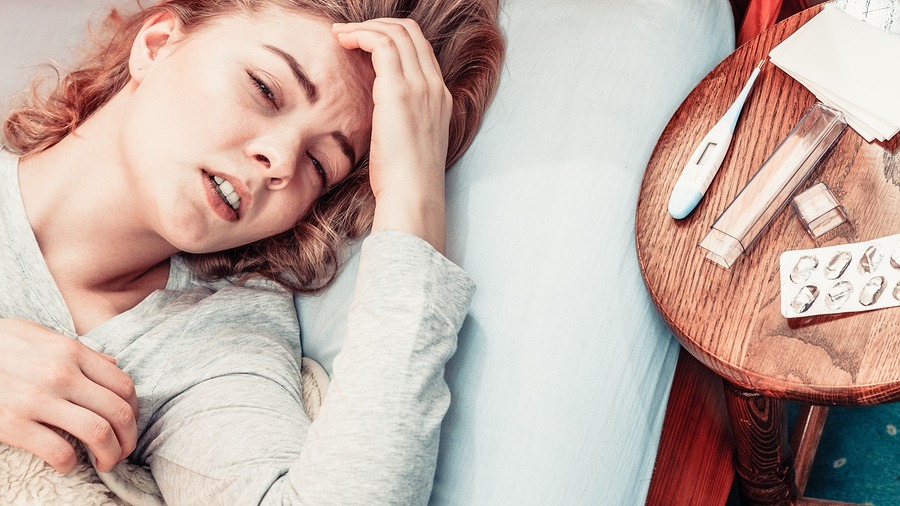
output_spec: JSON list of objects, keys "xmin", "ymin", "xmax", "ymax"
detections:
[
  {"xmin": 203, "ymin": 168, "xmax": 253, "ymax": 216},
  {"xmin": 201, "ymin": 170, "xmax": 238, "ymax": 222}
]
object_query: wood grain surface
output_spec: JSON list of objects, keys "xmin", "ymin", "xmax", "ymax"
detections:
[
  {"xmin": 724, "ymin": 381, "xmax": 797, "ymax": 504},
  {"xmin": 636, "ymin": 5, "xmax": 900, "ymax": 406}
]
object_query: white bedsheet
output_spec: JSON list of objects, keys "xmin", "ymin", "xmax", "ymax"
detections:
[{"xmin": 297, "ymin": 0, "xmax": 736, "ymax": 503}]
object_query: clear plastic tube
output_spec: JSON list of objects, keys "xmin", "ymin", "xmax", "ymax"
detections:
[{"xmin": 699, "ymin": 102, "xmax": 847, "ymax": 268}]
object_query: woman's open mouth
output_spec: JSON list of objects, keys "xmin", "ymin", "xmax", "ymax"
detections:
[
  {"xmin": 211, "ymin": 173, "xmax": 241, "ymax": 210},
  {"xmin": 201, "ymin": 169, "xmax": 239, "ymax": 222}
]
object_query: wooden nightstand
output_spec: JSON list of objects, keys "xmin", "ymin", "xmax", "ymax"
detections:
[{"xmin": 638, "ymin": 4, "xmax": 900, "ymax": 505}]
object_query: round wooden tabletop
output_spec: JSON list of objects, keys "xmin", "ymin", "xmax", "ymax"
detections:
[{"xmin": 636, "ymin": 5, "xmax": 900, "ymax": 406}]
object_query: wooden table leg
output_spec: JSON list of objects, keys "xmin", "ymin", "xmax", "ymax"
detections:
[
  {"xmin": 723, "ymin": 381, "xmax": 798, "ymax": 505},
  {"xmin": 791, "ymin": 405, "xmax": 829, "ymax": 496}
]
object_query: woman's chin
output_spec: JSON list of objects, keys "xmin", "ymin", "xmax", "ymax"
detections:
[
  {"xmin": 168, "ymin": 233, "xmax": 251, "ymax": 255},
  {"xmin": 161, "ymin": 221, "xmax": 226, "ymax": 255}
]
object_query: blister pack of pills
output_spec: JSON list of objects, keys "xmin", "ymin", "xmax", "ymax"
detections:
[{"xmin": 779, "ymin": 233, "xmax": 900, "ymax": 318}]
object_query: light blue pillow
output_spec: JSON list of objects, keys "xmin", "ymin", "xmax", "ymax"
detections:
[{"xmin": 296, "ymin": 0, "xmax": 735, "ymax": 503}]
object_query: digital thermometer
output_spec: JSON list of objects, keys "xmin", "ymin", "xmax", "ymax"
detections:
[{"xmin": 668, "ymin": 60, "xmax": 765, "ymax": 220}]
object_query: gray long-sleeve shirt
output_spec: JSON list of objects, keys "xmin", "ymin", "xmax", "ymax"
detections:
[{"xmin": 0, "ymin": 148, "xmax": 475, "ymax": 504}]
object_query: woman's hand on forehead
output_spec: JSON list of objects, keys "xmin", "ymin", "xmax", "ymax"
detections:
[{"xmin": 332, "ymin": 18, "xmax": 452, "ymax": 254}]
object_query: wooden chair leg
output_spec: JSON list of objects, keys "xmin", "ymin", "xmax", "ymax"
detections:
[{"xmin": 790, "ymin": 405, "xmax": 829, "ymax": 496}]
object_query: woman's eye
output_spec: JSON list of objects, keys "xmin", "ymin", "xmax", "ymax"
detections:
[
  {"xmin": 307, "ymin": 152, "xmax": 328, "ymax": 189},
  {"xmin": 248, "ymin": 72, "xmax": 278, "ymax": 108}
]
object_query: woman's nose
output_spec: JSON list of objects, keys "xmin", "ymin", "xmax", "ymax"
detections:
[{"xmin": 246, "ymin": 141, "xmax": 295, "ymax": 190}]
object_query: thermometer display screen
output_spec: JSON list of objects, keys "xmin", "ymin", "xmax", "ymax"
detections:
[{"xmin": 697, "ymin": 142, "xmax": 718, "ymax": 165}]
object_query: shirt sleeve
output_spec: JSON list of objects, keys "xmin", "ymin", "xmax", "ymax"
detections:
[{"xmin": 143, "ymin": 230, "xmax": 476, "ymax": 505}]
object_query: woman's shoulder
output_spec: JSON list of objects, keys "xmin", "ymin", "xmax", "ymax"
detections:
[
  {"xmin": 165, "ymin": 255, "xmax": 298, "ymax": 332},
  {"xmin": 169, "ymin": 254, "xmax": 292, "ymax": 296},
  {"xmin": 157, "ymin": 255, "xmax": 300, "ymax": 346}
]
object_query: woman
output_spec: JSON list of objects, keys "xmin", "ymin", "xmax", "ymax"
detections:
[{"xmin": 0, "ymin": 0, "xmax": 503, "ymax": 503}]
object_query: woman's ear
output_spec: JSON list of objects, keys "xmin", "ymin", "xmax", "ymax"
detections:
[{"xmin": 128, "ymin": 11, "xmax": 182, "ymax": 84}]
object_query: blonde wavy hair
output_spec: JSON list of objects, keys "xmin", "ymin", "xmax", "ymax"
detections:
[{"xmin": 2, "ymin": 0, "xmax": 504, "ymax": 294}]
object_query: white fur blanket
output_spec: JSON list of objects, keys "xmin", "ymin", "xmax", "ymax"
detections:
[{"xmin": 0, "ymin": 357, "xmax": 330, "ymax": 505}]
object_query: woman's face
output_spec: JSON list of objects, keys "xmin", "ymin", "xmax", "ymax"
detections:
[{"xmin": 120, "ymin": 8, "xmax": 374, "ymax": 253}]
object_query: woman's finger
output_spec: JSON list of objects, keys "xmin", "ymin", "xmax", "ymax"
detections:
[
  {"xmin": 335, "ymin": 19, "xmax": 442, "ymax": 77},
  {"xmin": 37, "ymin": 400, "xmax": 123, "ymax": 472},
  {"xmin": 67, "ymin": 377, "xmax": 138, "ymax": 462},
  {"xmin": 11, "ymin": 421, "xmax": 77, "ymax": 474},
  {"xmin": 77, "ymin": 348, "xmax": 138, "ymax": 419},
  {"xmin": 335, "ymin": 21, "xmax": 421, "ymax": 79},
  {"xmin": 334, "ymin": 28, "xmax": 405, "ymax": 86},
  {"xmin": 369, "ymin": 18, "xmax": 443, "ymax": 78}
]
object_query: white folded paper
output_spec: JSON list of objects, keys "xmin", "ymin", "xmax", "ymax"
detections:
[{"xmin": 769, "ymin": 5, "xmax": 900, "ymax": 142}]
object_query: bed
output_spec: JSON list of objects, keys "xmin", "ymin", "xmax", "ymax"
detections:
[{"xmin": 0, "ymin": 0, "xmax": 736, "ymax": 503}]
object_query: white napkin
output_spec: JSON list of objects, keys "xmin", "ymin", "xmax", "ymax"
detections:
[{"xmin": 769, "ymin": 5, "xmax": 900, "ymax": 142}]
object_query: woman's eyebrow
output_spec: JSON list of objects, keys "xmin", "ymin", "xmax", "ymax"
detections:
[
  {"xmin": 333, "ymin": 131, "xmax": 356, "ymax": 169},
  {"xmin": 262, "ymin": 44, "xmax": 318, "ymax": 103}
]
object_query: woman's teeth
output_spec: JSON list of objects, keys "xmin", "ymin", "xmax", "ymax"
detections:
[{"xmin": 212, "ymin": 175, "xmax": 240, "ymax": 210}]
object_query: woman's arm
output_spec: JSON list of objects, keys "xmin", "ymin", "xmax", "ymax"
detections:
[{"xmin": 142, "ymin": 231, "xmax": 474, "ymax": 504}]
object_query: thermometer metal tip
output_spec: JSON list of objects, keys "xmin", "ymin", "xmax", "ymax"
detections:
[{"xmin": 667, "ymin": 59, "xmax": 766, "ymax": 220}]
